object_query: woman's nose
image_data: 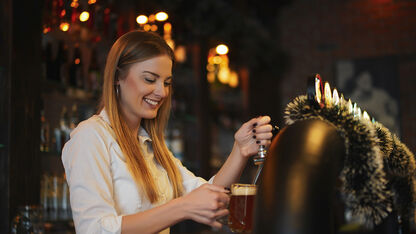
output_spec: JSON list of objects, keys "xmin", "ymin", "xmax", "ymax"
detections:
[{"xmin": 154, "ymin": 82, "xmax": 168, "ymax": 97}]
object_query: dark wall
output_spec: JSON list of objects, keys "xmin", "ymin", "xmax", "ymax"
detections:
[
  {"xmin": 278, "ymin": 0, "xmax": 416, "ymax": 152},
  {"xmin": 0, "ymin": 0, "xmax": 42, "ymax": 232},
  {"xmin": 0, "ymin": 0, "xmax": 12, "ymax": 231}
]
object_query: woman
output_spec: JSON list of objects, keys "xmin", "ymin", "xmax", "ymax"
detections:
[{"xmin": 62, "ymin": 30, "xmax": 273, "ymax": 234}]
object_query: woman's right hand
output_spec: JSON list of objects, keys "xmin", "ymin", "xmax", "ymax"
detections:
[{"xmin": 178, "ymin": 184, "xmax": 230, "ymax": 229}]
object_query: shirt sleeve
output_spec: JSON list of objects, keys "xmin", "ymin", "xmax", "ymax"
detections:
[
  {"xmin": 62, "ymin": 121, "xmax": 122, "ymax": 234},
  {"xmin": 170, "ymin": 155, "xmax": 215, "ymax": 194}
]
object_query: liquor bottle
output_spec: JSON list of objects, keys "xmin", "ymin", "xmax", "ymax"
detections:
[
  {"xmin": 40, "ymin": 110, "xmax": 50, "ymax": 152},
  {"xmin": 69, "ymin": 45, "xmax": 83, "ymax": 88},
  {"xmin": 69, "ymin": 104, "xmax": 79, "ymax": 130},
  {"xmin": 88, "ymin": 48, "xmax": 101, "ymax": 94},
  {"xmin": 54, "ymin": 107, "xmax": 70, "ymax": 153},
  {"xmin": 57, "ymin": 40, "xmax": 69, "ymax": 85}
]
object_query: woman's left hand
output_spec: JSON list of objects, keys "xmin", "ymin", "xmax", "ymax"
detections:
[{"xmin": 234, "ymin": 116, "xmax": 273, "ymax": 158}]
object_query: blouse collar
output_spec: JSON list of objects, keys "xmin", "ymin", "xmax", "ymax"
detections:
[{"xmin": 99, "ymin": 109, "xmax": 152, "ymax": 144}]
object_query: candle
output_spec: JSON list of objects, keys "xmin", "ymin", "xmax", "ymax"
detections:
[
  {"xmin": 315, "ymin": 78, "xmax": 321, "ymax": 105},
  {"xmin": 357, "ymin": 107, "xmax": 362, "ymax": 119},
  {"xmin": 324, "ymin": 82, "xmax": 332, "ymax": 107},
  {"xmin": 363, "ymin": 111, "xmax": 370, "ymax": 121},
  {"xmin": 332, "ymin": 89, "xmax": 339, "ymax": 106},
  {"xmin": 348, "ymin": 99, "xmax": 353, "ymax": 114}
]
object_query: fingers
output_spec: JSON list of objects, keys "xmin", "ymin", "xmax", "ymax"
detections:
[
  {"xmin": 190, "ymin": 209, "xmax": 229, "ymax": 229},
  {"xmin": 203, "ymin": 183, "xmax": 230, "ymax": 194},
  {"xmin": 252, "ymin": 116, "xmax": 271, "ymax": 127}
]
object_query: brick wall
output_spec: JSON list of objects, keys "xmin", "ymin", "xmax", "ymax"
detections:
[{"xmin": 278, "ymin": 0, "xmax": 416, "ymax": 151}]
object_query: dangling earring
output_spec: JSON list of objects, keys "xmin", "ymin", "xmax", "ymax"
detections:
[{"xmin": 116, "ymin": 85, "xmax": 120, "ymax": 98}]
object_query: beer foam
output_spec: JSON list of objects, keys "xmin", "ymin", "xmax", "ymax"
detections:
[{"xmin": 231, "ymin": 185, "xmax": 257, "ymax": 196}]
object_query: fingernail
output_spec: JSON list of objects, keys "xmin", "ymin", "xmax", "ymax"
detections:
[
  {"xmin": 256, "ymin": 140, "xmax": 260, "ymax": 144},
  {"xmin": 252, "ymin": 129, "xmax": 256, "ymax": 133},
  {"xmin": 252, "ymin": 135, "xmax": 256, "ymax": 139},
  {"xmin": 253, "ymin": 123, "xmax": 258, "ymax": 127}
]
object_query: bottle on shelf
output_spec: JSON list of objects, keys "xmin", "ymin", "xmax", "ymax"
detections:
[
  {"xmin": 54, "ymin": 106, "xmax": 70, "ymax": 154},
  {"xmin": 69, "ymin": 104, "xmax": 79, "ymax": 130},
  {"xmin": 40, "ymin": 110, "xmax": 50, "ymax": 152},
  {"xmin": 69, "ymin": 44, "xmax": 83, "ymax": 89},
  {"xmin": 88, "ymin": 47, "xmax": 101, "ymax": 94}
]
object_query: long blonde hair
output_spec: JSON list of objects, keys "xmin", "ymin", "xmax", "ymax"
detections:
[{"xmin": 100, "ymin": 30, "xmax": 183, "ymax": 203}]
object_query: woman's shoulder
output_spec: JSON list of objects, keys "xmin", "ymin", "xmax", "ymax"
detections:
[{"xmin": 70, "ymin": 115, "xmax": 114, "ymax": 141}]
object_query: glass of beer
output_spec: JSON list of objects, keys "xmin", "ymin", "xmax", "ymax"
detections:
[{"xmin": 228, "ymin": 183, "xmax": 257, "ymax": 233}]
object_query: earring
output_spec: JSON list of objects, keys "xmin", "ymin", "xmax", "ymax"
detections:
[{"xmin": 116, "ymin": 85, "xmax": 120, "ymax": 98}]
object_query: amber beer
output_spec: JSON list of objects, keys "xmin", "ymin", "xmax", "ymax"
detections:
[{"xmin": 228, "ymin": 183, "xmax": 257, "ymax": 233}]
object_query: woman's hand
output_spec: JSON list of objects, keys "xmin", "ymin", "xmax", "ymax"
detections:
[
  {"xmin": 234, "ymin": 116, "xmax": 273, "ymax": 158},
  {"xmin": 178, "ymin": 184, "xmax": 230, "ymax": 229}
]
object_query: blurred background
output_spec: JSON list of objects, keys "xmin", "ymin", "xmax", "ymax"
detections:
[{"xmin": 1, "ymin": 0, "xmax": 415, "ymax": 233}]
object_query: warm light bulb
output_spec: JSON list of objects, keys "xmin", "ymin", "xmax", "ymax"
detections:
[
  {"xmin": 136, "ymin": 15, "xmax": 148, "ymax": 24},
  {"xmin": 229, "ymin": 71, "xmax": 239, "ymax": 88},
  {"xmin": 207, "ymin": 72, "xmax": 215, "ymax": 83},
  {"xmin": 324, "ymin": 82, "xmax": 332, "ymax": 107},
  {"xmin": 88, "ymin": 0, "xmax": 96, "ymax": 4},
  {"xmin": 155, "ymin": 12, "xmax": 168, "ymax": 21},
  {"xmin": 164, "ymin": 23, "xmax": 172, "ymax": 33},
  {"xmin": 218, "ymin": 67, "xmax": 230, "ymax": 84},
  {"xmin": 332, "ymin": 89, "xmax": 339, "ymax": 106},
  {"xmin": 151, "ymin": 24, "xmax": 158, "ymax": 31},
  {"xmin": 213, "ymin": 56, "xmax": 222, "ymax": 64},
  {"xmin": 315, "ymin": 78, "xmax": 321, "ymax": 104},
  {"xmin": 216, "ymin": 44, "xmax": 229, "ymax": 55},
  {"xmin": 60, "ymin": 22, "xmax": 70, "ymax": 31},
  {"xmin": 79, "ymin": 11, "xmax": 90, "ymax": 22},
  {"xmin": 143, "ymin": 24, "xmax": 151, "ymax": 31}
]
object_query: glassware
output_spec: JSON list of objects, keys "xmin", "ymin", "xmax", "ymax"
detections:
[
  {"xmin": 228, "ymin": 183, "xmax": 257, "ymax": 233},
  {"xmin": 10, "ymin": 205, "xmax": 44, "ymax": 234}
]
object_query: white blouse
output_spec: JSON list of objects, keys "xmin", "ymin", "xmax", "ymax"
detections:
[{"xmin": 62, "ymin": 110, "xmax": 213, "ymax": 234}]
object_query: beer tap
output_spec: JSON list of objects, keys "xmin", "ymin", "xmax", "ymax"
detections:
[
  {"xmin": 252, "ymin": 125, "xmax": 279, "ymax": 185},
  {"xmin": 252, "ymin": 145, "xmax": 267, "ymax": 184}
]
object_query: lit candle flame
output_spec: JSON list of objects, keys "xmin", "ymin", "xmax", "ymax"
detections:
[
  {"xmin": 332, "ymin": 89, "xmax": 339, "ymax": 106},
  {"xmin": 372, "ymin": 117, "xmax": 376, "ymax": 123},
  {"xmin": 348, "ymin": 99, "xmax": 353, "ymax": 114},
  {"xmin": 363, "ymin": 111, "xmax": 370, "ymax": 121},
  {"xmin": 324, "ymin": 82, "xmax": 332, "ymax": 107},
  {"xmin": 315, "ymin": 78, "xmax": 321, "ymax": 104},
  {"xmin": 357, "ymin": 107, "xmax": 362, "ymax": 119},
  {"xmin": 340, "ymin": 94, "xmax": 344, "ymax": 105}
]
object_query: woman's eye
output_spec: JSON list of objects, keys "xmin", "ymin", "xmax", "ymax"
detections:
[
  {"xmin": 144, "ymin": 78, "xmax": 155, "ymax": 83},
  {"xmin": 164, "ymin": 81, "xmax": 172, "ymax": 86}
]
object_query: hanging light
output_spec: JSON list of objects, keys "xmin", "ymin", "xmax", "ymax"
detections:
[
  {"xmin": 155, "ymin": 12, "xmax": 168, "ymax": 21},
  {"xmin": 59, "ymin": 22, "xmax": 70, "ymax": 32},
  {"xmin": 79, "ymin": 11, "xmax": 90, "ymax": 22},
  {"xmin": 136, "ymin": 15, "xmax": 148, "ymax": 25},
  {"xmin": 216, "ymin": 44, "xmax": 229, "ymax": 55}
]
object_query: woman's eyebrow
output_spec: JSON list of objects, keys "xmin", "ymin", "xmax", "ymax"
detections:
[{"xmin": 142, "ymin": 71, "xmax": 160, "ymax": 77}]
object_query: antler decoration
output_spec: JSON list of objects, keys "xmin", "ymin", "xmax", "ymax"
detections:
[{"xmin": 284, "ymin": 74, "xmax": 415, "ymax": 227}]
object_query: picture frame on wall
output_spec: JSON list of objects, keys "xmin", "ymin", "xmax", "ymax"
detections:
[{"xmin": 335, "ymin": 56, "xmax": 401, "ymax": 136}]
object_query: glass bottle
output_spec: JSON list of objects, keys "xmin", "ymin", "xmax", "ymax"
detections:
[{"xmin": 10, "ymin": 205, "xmax": 44, "ymax": 234}]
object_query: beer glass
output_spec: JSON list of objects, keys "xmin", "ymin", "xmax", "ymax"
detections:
[{"xmin": 228, "ymin": 183, "xmax": 257, "ymax": 233}]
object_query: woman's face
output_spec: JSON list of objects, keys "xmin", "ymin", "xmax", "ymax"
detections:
[{"xmin": 118, "ymin": 55, "xmax": 172, "ymax": 126}]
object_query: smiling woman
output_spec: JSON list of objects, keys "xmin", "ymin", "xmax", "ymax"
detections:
[
  {"xmin": 61, "ymin": 30, "xmax": 273, "ymax": 234},
  {"xmin": 117, "ymin": 56, "xmax": 173, "ymax": 130}
]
